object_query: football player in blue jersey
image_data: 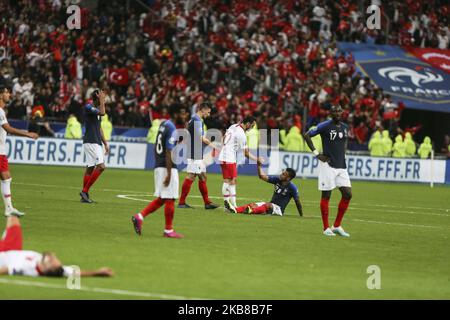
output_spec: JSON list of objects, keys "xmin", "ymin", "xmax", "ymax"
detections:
[
  {"xmin": 304, "ymin": 105, "xmax": 352, "ymax": 237},
  {"xmin": 79, "ymin": 89, "xmax": 109, "ymax": 203},
  {"xmin": 224, "ymin": 162, "xmax": 303, "ymax": 217}
]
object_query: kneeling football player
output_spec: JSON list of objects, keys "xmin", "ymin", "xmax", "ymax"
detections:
[{"xmin": 224, "ymin": 162, "xmax": 303, "ymax": 217}]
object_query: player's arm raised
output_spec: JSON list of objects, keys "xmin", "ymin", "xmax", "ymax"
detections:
[
  {"xmin": 2, "ymin": 123, "xmax": 38, "ymax": 140},
  {"xmin": 244, "ymin": 148, "xmax": 263, "ymax": 165},
  {"xmin": 97, "ymin": 90, "xmax": 106, "ymax": 116},
  {"xmin": 257, "ymin": 161, "xmax": 269, "ymax": 182}
]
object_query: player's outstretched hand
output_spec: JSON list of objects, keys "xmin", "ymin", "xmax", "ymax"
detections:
[
  {"xmin": 27, "ymin": 132, "xmax": 39, "ymax": 140},
  {"xmin": 96, "ymin": 267, "xmax": 114, "ymax": 277},
  {"xmin": 317, "ymin": 154, "xmax": 330, "ymax": 163}
]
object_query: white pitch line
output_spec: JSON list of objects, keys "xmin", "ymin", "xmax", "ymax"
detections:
[
  {"xmin": 0, "ymin": 278, "xmax": 208, "ymax": 300},
  {"xmin": 117, "ymin": 194, "xmax": 450, "ymax": 230},
  {"xmin": 14, "ymin": 182, "xmax": 450, "ymax": 213},
  {"xmin": 116, "ymin": 194, "xmax": 450, "ymax": 218}
]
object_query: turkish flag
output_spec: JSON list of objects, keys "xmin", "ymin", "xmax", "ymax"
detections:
[
  {"xmin": 107, "ymin": 68, "xmax": 129, "ymax": 86},
  {"xmin": 405, "ymin": 47, "xmax": 450, "ymax": 74}
]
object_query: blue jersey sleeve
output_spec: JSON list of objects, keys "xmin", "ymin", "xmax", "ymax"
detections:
[
  {"xmin": 165, "ymin": 126, "xmax": 177, "ymax": 151},
  {"xmin": 267, "ymin": 176, "xmax": 281, "ymax": 184},
  {"xmin": 308, "ymin": 120, "xmax": 330, "ymax": 137},
  {"xmin": 85, "ymin": 103, "xmax": 100, "ymax": 115},
  {"xmin": 289, "ymin": 183, "xmax": 299, "ymax": 201}
]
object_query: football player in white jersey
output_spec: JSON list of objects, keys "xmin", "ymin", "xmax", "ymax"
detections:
[
  {"xmin": 0, "ymin": 213, "xmax": 113, "ymax": 277},
  {"xmin": 218, "ymin": 116, "xmax": 262, "ymax": 208},
  {"xmin": 0, "ymin": 85, "xmax": 38, "ymax": 217}
]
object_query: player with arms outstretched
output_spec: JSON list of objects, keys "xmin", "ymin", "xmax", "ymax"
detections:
[
  {"xmin": 218, "ymin": 116, "xmax": 262, "ymax": 208},
  {"xmin": 224, "ymin": 162, "xmax": 303, "ymax": 216},
  {"xmin": 0, "ymin": 213, "xmax": 113, "ymax": 277},
  {"xmin": 132, "ymin": 103, "xmax": 187, "ymax": 238},
  {"xmin": 0, "ymin": 85, "xmax": 38, "ymax": 217},
  {"xmin": 303, "ymin": 105, "xmax": 352, "ymax": 237},
  {"xmin": 80, "ymin": 89, "xmax": 109, "ymax": 203},
  {"xmin": 178, "ymin": 102, "xmax": 219, "ymax": 210}
]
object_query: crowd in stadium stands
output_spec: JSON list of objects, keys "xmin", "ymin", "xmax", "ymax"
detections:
[{"xmin": 0, "ymin": 0, "xmax": 449, "ymax": 156}]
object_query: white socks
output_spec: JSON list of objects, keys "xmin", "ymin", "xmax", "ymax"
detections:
[
  {"xmin": 137, "ymin": 213, "xmax": 144, "ymax": 220},
  {"xmin": 229, "ymin": 184, "xmax": 236, "ymax": 207},
  {"xmin": 1, "ymin": 178, "xmax": 13, "ymax": 213},
  {"xmin": 222, "ymin": 182, "xmax": 230, "ymax": 202}
]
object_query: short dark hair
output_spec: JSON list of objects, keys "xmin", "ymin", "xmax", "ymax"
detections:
[
  {"xmin": 242, "ymin": 115, "xmax": 256, "ymax": 124},
  {"xmin": 168, "ymin": 102, "xmax": 187, "ymax": 117},
  {"xmin": 42, "ymin": 266, "xmax": 65, "ymax": 277},
  {"xmin": 285, "ymin": 168, "xmax": 296, "ymax": 180},
  {"xmin": 91, "ymin": 89, "xmax": 100, "ymax": 100},
  {"xmin": 0, "ymin": 84, "xmax": 9, "ymax": 93},
  {"xmin": 198, "ymin": 102, "xmax": 212, "ymax": 110}
]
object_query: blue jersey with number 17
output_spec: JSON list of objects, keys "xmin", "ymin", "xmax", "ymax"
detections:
[
  {"xmin": 154, "ymin": 120, "xmax": 177, "ymax": 169},
  {"xmin": 308, "ymin": 119, "xmax": 348, "ymax": 169}
]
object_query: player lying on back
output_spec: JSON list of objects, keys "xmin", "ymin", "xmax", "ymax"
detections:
[
  {"xmin": 0, "ymin": 213, "xmax": 113, "ymax": 277},
  {"xmin": 224, "ymin": 162, "xmax": 303, "ymax": 217}
]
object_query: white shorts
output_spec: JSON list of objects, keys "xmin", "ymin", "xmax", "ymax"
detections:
[
  {"xmin": 255, "ymin": 202, "xmax": 283, "ymax": 216},
  {"xmin": 186, "ymin": 159, "xmax": 206, "ymax": 174},
  {"xmin": 154, "ymin": 167, "xmax": 179, "ymax": 199},
  {"xmin": 83, "ymin": 143, "xmax": 104, "ymax": 167},
  {"xmin": 318, "ymin": 161, "xmax": 352, "ymax": 191}
]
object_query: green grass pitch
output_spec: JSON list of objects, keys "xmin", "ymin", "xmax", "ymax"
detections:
[{"xmin": 0, "ymin": 164, "xmax": 448, "ymax": 299}]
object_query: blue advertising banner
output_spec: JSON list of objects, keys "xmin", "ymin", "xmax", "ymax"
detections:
[{"xmin": 338, "ymin": 42, "xmax": 450, "ymax": 113}]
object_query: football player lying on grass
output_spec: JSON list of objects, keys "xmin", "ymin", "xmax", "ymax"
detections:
[
  {"xmin": 224, "ymin": 162, "xmax": 303, "ymax": 216},
  {"xmin": 0, "ymin": 214, "xmax": 113, "ymax": 277}
]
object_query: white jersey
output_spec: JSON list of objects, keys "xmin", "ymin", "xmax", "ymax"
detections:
[
  {"xmin": 0, "ymin": 108, "xmax": 8, "ymax": 155},
  {"xmin": 218, "ymin": 124, "xmax": 247, "ymax": 163},
  {"xmin": 0, "ymin": 250, "xmax": 74, "ymax": 277}
]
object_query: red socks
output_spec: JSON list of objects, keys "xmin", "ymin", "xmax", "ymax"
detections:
[
  {"xmin": 164, "ymin": 199, "xmax": 175, "ymax": 230},
  {"xmin": 83, "ymin": 169, "xmax": 103, "ymax": 193},
  {"xmin": 141, "ymin": 197, "xmax": 164, "ymax": 217},
  {"xmin": 179, "ymin": 178, "xmax": 193, "ymax": 205},
  {"xmin": 320, "ymin": 198, "xmax": 330, "ymax": 230},
  {"xmin": 83, "ymin": 174, "xmax": 91, "ymax": 190},
  {"xmin": 198, "ymin": 180, "xmax": 211, "ymax": 204},
  {"xmin": 139, "ymin": 198, "xmax": 176, "ymax": 230},
  {"xmin": 334, "ymin": 198, "xmax": 350, "ymax": 228},
  {"xmin": 235, "ymin": 203, "xmax": 268, "ymax": 214}
]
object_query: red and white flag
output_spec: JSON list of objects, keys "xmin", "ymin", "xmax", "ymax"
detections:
[
  {"xmin": 106, "ymin": 68, "xmax": 129, "ymax": 86},
  {"xmin": 406, "ymin": 47, "xmax": 450, "ymax": 74}
]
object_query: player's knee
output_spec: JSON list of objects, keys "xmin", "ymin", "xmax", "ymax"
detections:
[
  {"xmin": 97, "ymin": 164, "xmax": 106, "ymax": 172},
  {"xmin": 343, "ymin": 190, "xmax": 352, "ymax": 200}
]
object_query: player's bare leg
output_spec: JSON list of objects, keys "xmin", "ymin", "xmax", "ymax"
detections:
[
  {"xmin": 178, "ymin": 173, "xmax": 196, "ymax": 209},
  {"xmin": 320, "ymin": 191, "xmax": 335, "ymax": 236},
  {"xmin": 199, "ymin": 173, "xmax": 219, "ymax": 209},
  {"xmin": 331, "ymin": 187, "xmax": 352, "ymax": 237},
  {"xmin": 1, "ymin": 170, "xmax": 24, "ymax": 217}
]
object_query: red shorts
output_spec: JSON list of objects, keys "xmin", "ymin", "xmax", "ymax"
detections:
[
  {"xmin": 0, "ymin": 225, "xmax": 23, "ymax": 252},
  {"xmin": 221, "ymin": 162, "xmax": 237, "ymax": 179},
  {"xmin": 0, "ymin": 155, "xmax": 9, "ymax": 173}
]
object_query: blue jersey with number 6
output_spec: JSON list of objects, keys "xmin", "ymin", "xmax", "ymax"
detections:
[
  {"xmin": 308, "ymin": 119, "xmax": 348, "ymax": 169},
  {"xmin": 154, "ymin": 120, "xmax": 177, "ymax": 169}
]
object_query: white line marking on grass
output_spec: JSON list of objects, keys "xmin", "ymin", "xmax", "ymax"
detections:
[
  {"xmin": 117, "ymin": 194, "xmax": 449, "ymax": 230},
  {"xmin": 15, "ymin": 182, "xmax": 450, "ymax": 212},
  {"xmin": 0, "ymin": 278, "xmax": 208, "ymax": 300}
]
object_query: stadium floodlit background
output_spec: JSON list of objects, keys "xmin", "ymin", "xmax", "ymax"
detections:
[{"xmin": 0, "ymin": 0, "xmax": 449, "ymax": 300}]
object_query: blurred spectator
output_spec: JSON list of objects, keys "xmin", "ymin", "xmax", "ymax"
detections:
[
  {"xmin": 368, "ymin": 131, "xmax": 384, "ymax": 157},
  {"xmin": 101, "ymin": 114, "xmax": 113, "ymax": 141},
  {"xmin": 404, "ymin": 132, "xmax": 417, "ymax": 157},
  {"xmin": 392, "ymin": 134, "xmax": 406, "ymax": 158},
  {"xmin": 418, "ymin": 136, "xmax": 433, "ymax": 159},
  {"xmin": 27, "ymin": 107, "xmax": 55, "ymax": 137},
  {"xmin": 64, "ymin": 114, "xmax": 83, "ymax": 139}
]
